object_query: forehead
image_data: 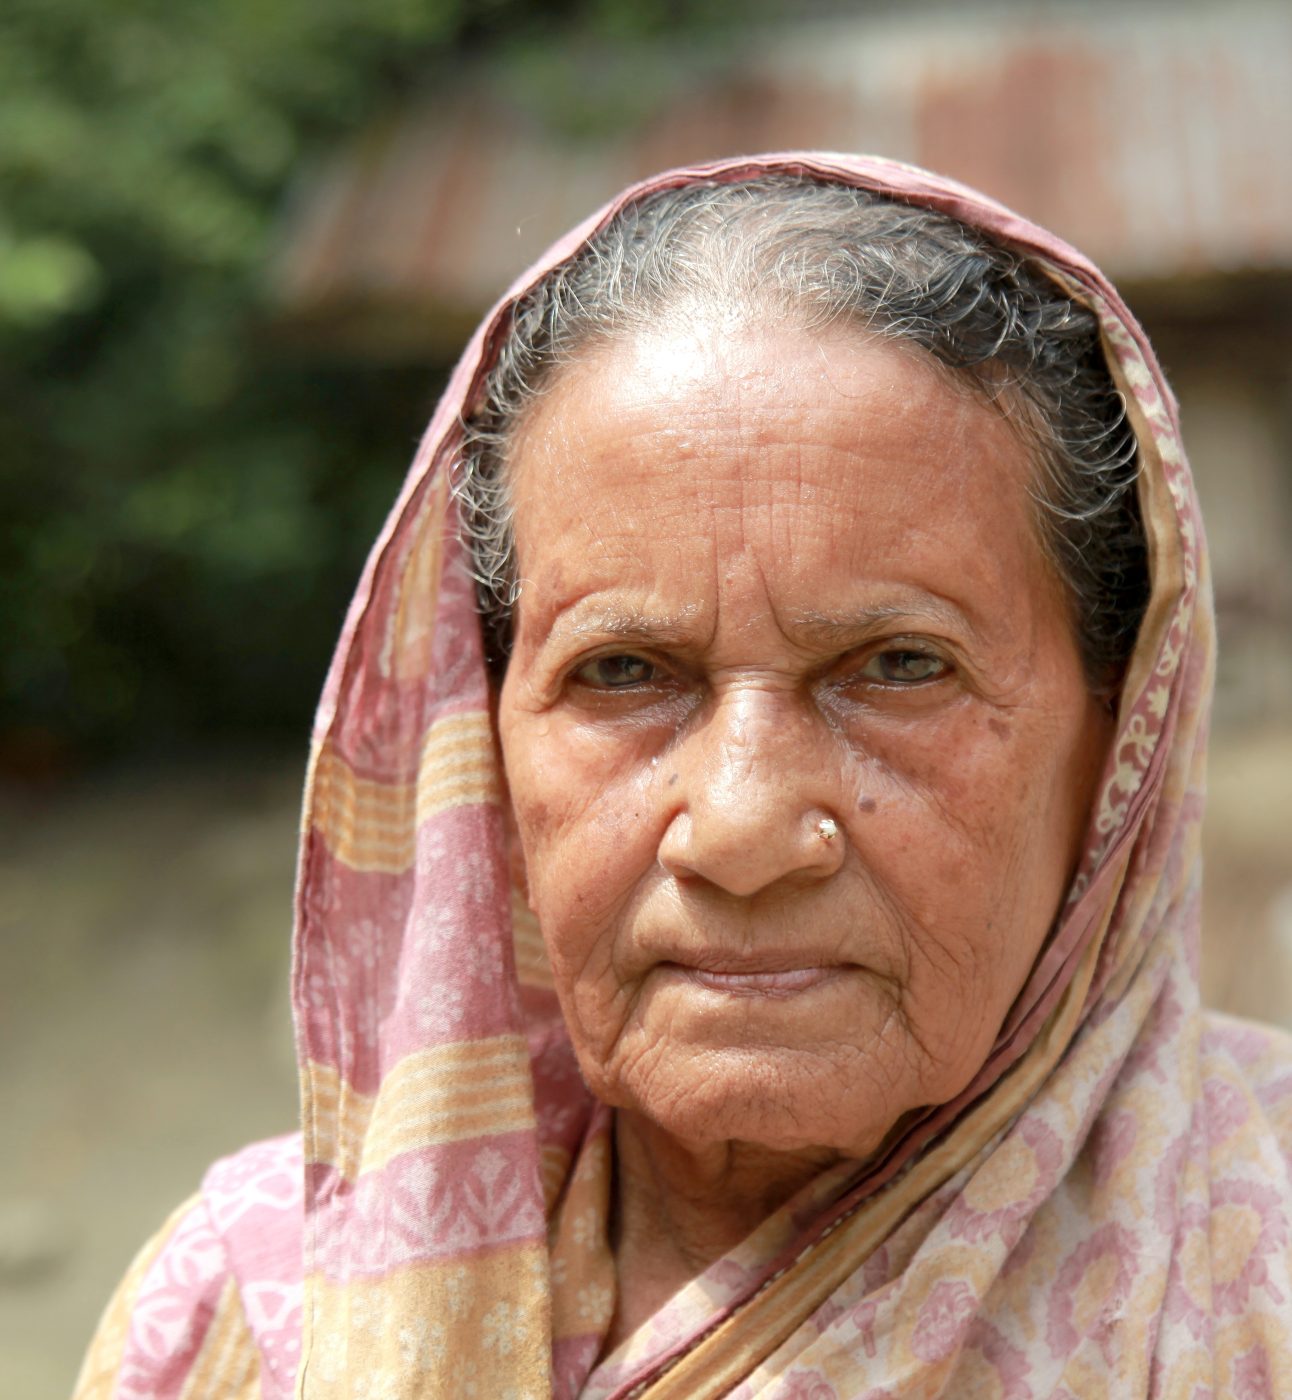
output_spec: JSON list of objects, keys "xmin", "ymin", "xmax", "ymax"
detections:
[
  {"xmin": 501, "ymin": 321, "xmax": 1063, "ymax": 652},
  {"xmin": 510, "ymin": 316, "xmax": 1028, "ymax": 475}
]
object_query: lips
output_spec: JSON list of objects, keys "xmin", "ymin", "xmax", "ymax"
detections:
[{"xmin": 659, "ymin": 956, "xmax": 846, "ymax": 997}]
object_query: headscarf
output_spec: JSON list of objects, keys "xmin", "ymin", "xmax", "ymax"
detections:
[{"xmin": 77, "ymin": 154, "xmax": 1292, "ymax": 1400}]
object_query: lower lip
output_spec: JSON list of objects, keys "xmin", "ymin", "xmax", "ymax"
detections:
[{"xmin": 671, "ymin": 965, "xmax": 840, "ymax": 996}]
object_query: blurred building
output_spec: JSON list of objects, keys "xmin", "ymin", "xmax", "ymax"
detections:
[{"xmin": 271, "ymin": 1, "xmax": 1292, "ymax": 726}]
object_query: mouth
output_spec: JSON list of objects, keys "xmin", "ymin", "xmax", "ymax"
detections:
[{"xmin": 659, "ymin": 959, "xmax": 846, "ymax": 997}]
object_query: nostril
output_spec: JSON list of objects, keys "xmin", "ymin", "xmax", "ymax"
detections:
[{"xmin": 657, "ymin": 796, "xmax": 847, "ymax": 897}]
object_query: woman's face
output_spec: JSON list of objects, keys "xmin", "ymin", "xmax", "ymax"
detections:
[{"xmin": 496, "ymin": 321, "xmax": 1112, "ymax": 1161}]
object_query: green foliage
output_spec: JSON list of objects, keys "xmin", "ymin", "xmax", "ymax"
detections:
[{"xmin": 0, "ymin": 0, "xmax": 742, "ymax": 765}]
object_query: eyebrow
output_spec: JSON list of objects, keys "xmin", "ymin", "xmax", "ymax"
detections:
[
  {"xmin": 545, "ymin": 606, "xmax": 704, "ymax": 648},
  {"xmin": 541, "ymin": 598, "xmax": 975, "ymax": 653},
  {"xmin": 782, "ymin": 599, "xmax": 977, "ymax": 645}
]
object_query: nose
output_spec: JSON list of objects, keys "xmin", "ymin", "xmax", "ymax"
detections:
[{"xmin": 656, "ymin": 686, "xmax": 846, "ymax": 897}]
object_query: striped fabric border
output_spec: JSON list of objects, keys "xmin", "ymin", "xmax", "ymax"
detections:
[
  {"xmin": 308, "ymin": 1034, "xmax": 535, "ymax": 1178},
  {"xmin": 300, "ymin": 1242, "xmax": 551, "ymax": 1399},
  {"xmin": 312, "ymin": 711, "xmax": 500, "ymax": 874},
  {"xmin": 540, "ymin": 1144, "xmax": 572, "ymax": 1211},
  {"xmin": 177, "ymin": 1275, "xmax": 261, "ymax": 1400}
]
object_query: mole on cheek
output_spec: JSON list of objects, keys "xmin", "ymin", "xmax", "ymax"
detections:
[
  {"xmin": 668, "ymin": 772, "xmax": 679, "ymax": 787},
  {"xmin": 987, "ymin": 719, "xmax": 1010, "ymax": 742},
  {"xmin": 857, "ymin": 795, "xmax": 877, "ymax": 814}
]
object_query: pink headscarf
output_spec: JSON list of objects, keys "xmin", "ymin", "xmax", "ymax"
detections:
[{"xmin": 78, "ymin": 154, "xmax": 1292, "ymax": 1400}]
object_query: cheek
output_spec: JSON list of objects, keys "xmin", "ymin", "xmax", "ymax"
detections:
[
  {"xmin": 505, "ymin": 720, "xmax": 662, "ymax": 981},
  {"xmin": 854, "ymin": 713, "xmax": 1037, "ymax": 880},
  {"xmin": 887, "ymin": 701, "xmax": 1092, "ymax": 868},
  {"xmin": 856, "ymin": 706, "xmax": 1098, "ymax": 1015}
]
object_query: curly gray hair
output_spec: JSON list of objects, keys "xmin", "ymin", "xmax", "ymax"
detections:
[{"xmin": 456, "ymin": 175, "xmax": 1147, "ymax": 689}]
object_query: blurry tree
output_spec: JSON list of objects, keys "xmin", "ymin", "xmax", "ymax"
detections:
[{"xmin": 0, "ymin": 0, "xmax": 744, "ymax": 768}]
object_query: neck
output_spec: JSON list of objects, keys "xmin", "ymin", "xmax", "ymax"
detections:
[{"xmin": 605, "ymin": 1111, "xmax": 843, "ymax": 1352}]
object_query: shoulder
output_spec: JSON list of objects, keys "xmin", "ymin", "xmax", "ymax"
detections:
[{"xmin": 74, "ymin": 1134, "xmax": 303, "ymax": 1400}]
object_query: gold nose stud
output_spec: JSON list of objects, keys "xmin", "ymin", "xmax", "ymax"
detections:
[{"xmin": 816, "ymin": 818, "xmax": 839, "ymax": 842}]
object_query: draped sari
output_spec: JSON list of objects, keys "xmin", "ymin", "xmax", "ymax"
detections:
[{"xmin": 76, "ymin": 153, "xmax": 1292, "ymax": 1400}]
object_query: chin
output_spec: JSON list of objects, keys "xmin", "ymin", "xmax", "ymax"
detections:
[{"xmin": 608, "ymin": 1042, "xmax": 894, "ymax": 1159}]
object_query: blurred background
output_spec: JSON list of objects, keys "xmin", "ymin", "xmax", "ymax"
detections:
[{"xmin": 4, "ymin": 0, "xmax": 1291, "ymax": 1392}]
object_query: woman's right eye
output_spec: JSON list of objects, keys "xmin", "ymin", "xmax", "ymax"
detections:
[{"xmin": 573, "ymin": 654, "xmax": 658, "ymax": 689}]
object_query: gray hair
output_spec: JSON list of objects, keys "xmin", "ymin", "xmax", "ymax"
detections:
[{"xmin": 456, "ymin": 175, "xmax": 1147, "ymax": 689}]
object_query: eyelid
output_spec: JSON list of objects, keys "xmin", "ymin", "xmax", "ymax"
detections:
[
  {"xmin": 569, "ymin": 647, "xmax": 680, "ymax": 691},
  {"xmin": 832, "ymin": 636, "xmax": 956, "ymax": 687},
  {"xmin": 575, "ymin": 652, "xmax": 649, "ymax": 685},
  {"xmin": 850, "ymin": 633, "xmax": 947, "ymax": 661},
  {"xmin": 865, "ymin": 649, "xmax": 949, "ymax": 680}
]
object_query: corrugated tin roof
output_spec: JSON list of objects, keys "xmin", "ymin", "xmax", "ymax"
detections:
[{"xmin": 272, "ymin": 4, "xmax": 1292, "ymax": 353}]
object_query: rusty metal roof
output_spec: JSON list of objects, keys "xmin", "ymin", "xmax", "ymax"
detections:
[{"xmin": 272, "ymin": 4, "xmax": 1292, "ymax": 354}]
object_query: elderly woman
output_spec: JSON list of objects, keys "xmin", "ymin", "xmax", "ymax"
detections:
[{"xmin": 78, "ymin": 154, "xmax": 1292, "ymax": 1398}]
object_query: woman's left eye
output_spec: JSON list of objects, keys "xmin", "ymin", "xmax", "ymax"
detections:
[
  {"xmin": 859, "ymin": 649, "xmax": 949, "ymax": 685},
  {"xmin": 573, "ymin": 654, "xmax": 658, "ymax": 689}
]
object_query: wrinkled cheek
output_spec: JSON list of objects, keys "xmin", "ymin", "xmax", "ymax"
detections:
[
  {"xmin": 874, "ymin": 803, "xmax": 1048, "ymax": 1053},
  {"xmin": 520, "ymin": 827, "xmax": 643, "ymax": 1065},
  {"xmin": 526, "ymin": 829, "xmax": 639, "ymax": 947},
  {"xmin": 860, "ymin": 802, "xmax": 1001, "ymax": 940},
  {"xmin": 513, "ymin": 740, "xmax": 655, "ymax": 889},
  {"xmin": 545, "ymin": 934, "xmax": 640, "ymax": 1082}
]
